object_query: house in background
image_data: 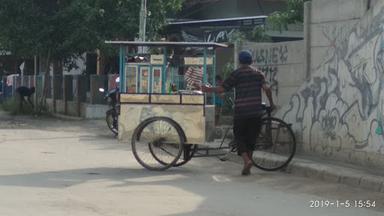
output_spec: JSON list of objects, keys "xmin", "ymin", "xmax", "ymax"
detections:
[
  {"xmin": 165, "ymin": 0, "xmax": 303, "ymax": 78},
  {"xmin": 182, "ymin": 0, "xmax": 286, "ymax": 19},
  {"xmin": 166, "ymin": 0, "xmax": 303, "ymax": 43}
]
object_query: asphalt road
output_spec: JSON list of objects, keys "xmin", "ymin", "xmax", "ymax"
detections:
[{"xmin": 0, "ymin": 112, "xmax": 383, "ymax": 216}]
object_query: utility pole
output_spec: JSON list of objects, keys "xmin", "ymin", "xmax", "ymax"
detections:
[{"xmin": 139, "ymin": 0, "xmax": 147, "ymax": 53}]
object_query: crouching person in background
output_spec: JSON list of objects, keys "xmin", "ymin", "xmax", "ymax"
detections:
[{"xmin": 16, "ymin": 86, "xmax": 35, "ymax": 110}]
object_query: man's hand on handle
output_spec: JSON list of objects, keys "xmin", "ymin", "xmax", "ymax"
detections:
[{"xmin": 200, "ymin": 84, "xmax": 210, "ymax": 92}]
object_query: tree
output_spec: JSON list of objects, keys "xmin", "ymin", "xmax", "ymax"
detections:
[
  {"xmin": 0, "ymin": 0, "xmax": 183, "ymax": 111},
  {"xmin": 0, "ymin": 0, "xmax": 183, "ymax": 67},
  {"xmin": 267, "ymin": 0, "xmax": 310, "ymax": 31}
]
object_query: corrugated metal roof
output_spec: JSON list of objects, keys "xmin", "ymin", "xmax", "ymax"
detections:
[
  {"xmin": 104, "ymin": 41, "xmax": 228, "ymax": 48},
  {"xmin": 168, "ymin": 15, "xmax": 267, "ymax": 25},
  {"xmin": 184, "ymin": 0, "xmax": 221, "ymax": 7},
  {"xmin": 0, "ymin": 50, "xmax": 11, "ymax": 56}
]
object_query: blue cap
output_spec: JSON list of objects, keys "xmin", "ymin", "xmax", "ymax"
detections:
[{"xmin": 238, "ymin": 50, "xmax": 253, "ymax": 65}]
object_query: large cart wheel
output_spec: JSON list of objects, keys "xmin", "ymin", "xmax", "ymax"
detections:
[
  {"xmin": 131, "ymin": 117, "xmax": 184, "ymax": 170},
  {"xmin": 251, "ymin": 117, "xmax": 296, "ymax": 171}
]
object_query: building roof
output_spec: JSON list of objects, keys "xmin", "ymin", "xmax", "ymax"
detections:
[
  {"xmin": 105, "ymin": 41, "xmax": 228, "ymax": 48},
  {"xmin": 184, "ymin": 0, "xmax": 221, "ymax": 7},
  {"xmin": 0, "ymin": 50, "xmax": 11, "ymax": 56},
  {"xmin": 168, "ymin": 15, "xmax": 267, "ymax": 27},
  {"xmin": 179, "ymin": 0, "xmax": 286, "ymax": 20}
]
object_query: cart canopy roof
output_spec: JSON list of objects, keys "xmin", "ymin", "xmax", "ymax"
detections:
[{"xmin": 105, "ymin": 41, "xmax": 228, "ymax": 48}]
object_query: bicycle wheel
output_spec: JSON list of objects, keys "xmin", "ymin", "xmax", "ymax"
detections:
[
  {"xmin": 131, "ymin": 117, "xmax": 184, "ymax": 170},
  {"xmin": 106, "ymin": 111, "xmax": 118, "ymax": 135},
  {"xmin": 251, "ymin": 117, "xmax": 296, "ymax": 171}
]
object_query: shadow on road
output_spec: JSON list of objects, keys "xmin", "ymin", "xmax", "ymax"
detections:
[{"xmin": 0, "ymin": 167, "xmax": 194, "ymax": 189}]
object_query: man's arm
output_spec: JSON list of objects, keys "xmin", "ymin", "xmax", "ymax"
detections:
[
  {"xmin": 201, "ymin": 70, "xmax": 237, "ymax": 94},
  {"xmin": 201, "ymin": 85, "xmax": 225, "ymax": 94},
  {"xmin": 262, "ymin": 84, "xmax": 275, "ymax": 110}
]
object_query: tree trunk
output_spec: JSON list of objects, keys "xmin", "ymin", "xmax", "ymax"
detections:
[
  {"xmin": 52, "ymin": 59, "xmax": 63, "ymax": 113},
  {"xmin": 38, "ymin": 50, "xmax": 51, "ymax": 114}
]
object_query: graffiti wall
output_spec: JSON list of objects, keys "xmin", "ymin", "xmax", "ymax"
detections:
[
  {"xmin": 241, "ymin": 41, "xmax": 305, "ymax": 106},
  {"xmin": 279, "ymin": 0, "xmax": 384, "ymax": 167}
]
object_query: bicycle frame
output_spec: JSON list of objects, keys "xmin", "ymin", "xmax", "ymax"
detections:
[{"xmin": 182, "ymin": 104, "xmax": 275, "ymax": 160}]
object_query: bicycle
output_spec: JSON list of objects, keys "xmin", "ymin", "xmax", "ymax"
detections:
[{"xmin": 218, "ymin": 102, "xmax": 296, "ymax": 171}]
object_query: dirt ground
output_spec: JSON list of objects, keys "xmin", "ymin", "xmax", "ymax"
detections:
[{"xmin": 0, "ymin": 111, "xmax": 383, "ymax": 216}]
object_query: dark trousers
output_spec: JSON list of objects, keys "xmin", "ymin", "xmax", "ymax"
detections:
[{"xmin": 233, "ymin": 116, "xmax": 262, "ymax": 155}]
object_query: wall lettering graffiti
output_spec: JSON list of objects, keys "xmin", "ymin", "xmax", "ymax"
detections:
[
  {"xmin": 247, "ymin": 45, "xmax": 289, "ymax": 97},
  {"xmin": 259, "ymin": 66, "xmax": 278, "ymax": 95},
  {"xmin": 252, "ymin": 45, "xmax": 288, "ymax": 65},
  {"xmin": 204, "ymin": 29, "xmax": 236, "ymax": 43},
  {"xmin": 180, "ymin": 29, "xmax": 237, "ymax": 43},
  {"xmin": 242, "ymin": 41, "xmax": 304, "ymax": 107}
]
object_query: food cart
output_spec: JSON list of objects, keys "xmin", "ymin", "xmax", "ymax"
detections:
[
  {"xmin": 105, "ymin": 41, "xmax": 229, "ymax": 170},
  {"xmin": 105, "ymin": 41, "xmax": 296, "ymax": 171}
]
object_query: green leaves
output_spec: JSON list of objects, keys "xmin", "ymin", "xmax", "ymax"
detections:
[
  {"xmin": 0, "ymin": 0, "xmax": 183, "ymax": 60},
  {"xmin": 267, "ymin": 0, "xmax": 310, "ymax": 31}
]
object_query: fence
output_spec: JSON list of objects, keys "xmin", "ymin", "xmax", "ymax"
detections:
[
  {"xmin": 0, "ymin": 74, "xmax": 118, "ymax": 117},
  {"xmin": 0, "ymin": 72, "xmax": 228, "ymax": 117}
]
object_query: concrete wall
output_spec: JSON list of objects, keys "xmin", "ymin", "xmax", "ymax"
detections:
[
  {"xmin": 46, "ymin": 98, "xmax": 108, "ymax": 119},
  {"xmin": 241, "ymin": 40, "xmax": 305, "ymax": 106},
  {"xmin": 278, "ymin": 0, "xmax": 384, "ymax": 168},
  {"xmin": 43, "ymin": 74, "xmax": 117, "ymax": 118},
  {"xmin": 83, "ymin": 104, "xmax": 109, "ymax": 119}
]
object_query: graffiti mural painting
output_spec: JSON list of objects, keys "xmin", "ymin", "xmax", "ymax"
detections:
[{"xmin": 281, "ymin": 7, "xmax": 384, "ymax": 159}]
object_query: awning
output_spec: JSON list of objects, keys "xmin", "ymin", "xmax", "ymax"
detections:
[
  {"xmin": 0, "ymin": 50, "xmax": 11, "ymax": 56},
  {"xmin": 105, "ymin": 41, "xmax": 228, "ymax": 48},
  {"xmin": 168, "ymin": 16, "xmax": 267, "ymax": 28}
]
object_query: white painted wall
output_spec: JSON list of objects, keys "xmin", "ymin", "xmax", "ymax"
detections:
[{"xmin": 279, "ymin": 0, "xmax": 384, "ymax": 168}]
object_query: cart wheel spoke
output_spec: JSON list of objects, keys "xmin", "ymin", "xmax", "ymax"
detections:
[{"xmin": 131, "ymin": 117, "xmax": 184, "ymax": 170}]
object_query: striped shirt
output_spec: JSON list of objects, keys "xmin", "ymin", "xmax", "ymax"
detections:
[
  {"xmin": 222, "ymin": 66, "xmax": 266, "ymax": 119},
  {"xmin": 185, "ymin": 66, "xmax": 203, "ymax": 89}
]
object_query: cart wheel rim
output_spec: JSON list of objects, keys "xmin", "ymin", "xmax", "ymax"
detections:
[{"xmin": 131, "ymin": 117, "xmax": 184, "ymax": 171}]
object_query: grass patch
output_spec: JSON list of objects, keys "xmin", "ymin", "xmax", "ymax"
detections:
[{"xmin": 1, "ymin": 97, "xmax": 35, "ymax": 115}]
